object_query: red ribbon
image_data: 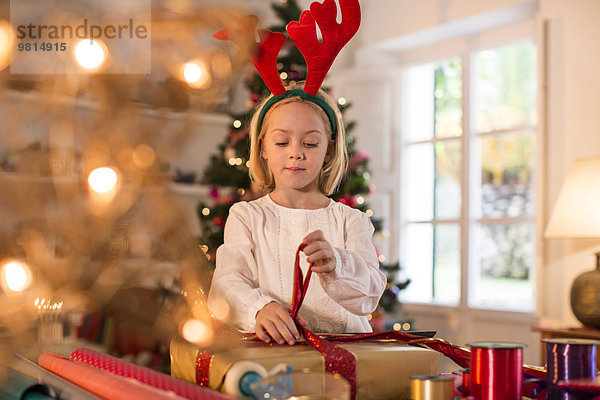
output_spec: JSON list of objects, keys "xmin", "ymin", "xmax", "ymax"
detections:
[
  {"xmin": 470, "ymin": 346, "xmax": 523, "ymax": 400},
  {"xmin": 195, "ymin": 244, "xmax": 547, "ymax": 400},
  {"xmin": 289, "ymin": 243, "xmax": 312, "ymax": 321},
  {"xmin": 289, "ymin": 243, "xmax": 358, "ymax": 399}
]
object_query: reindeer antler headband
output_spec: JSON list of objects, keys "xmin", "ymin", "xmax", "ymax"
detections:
[{"xmin": 214, "ymin": 0, "xmax": 361, "ymax": 138}]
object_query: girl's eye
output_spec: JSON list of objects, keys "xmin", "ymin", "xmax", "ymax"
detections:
[
  {"xmin": 275, "ymin": 142, "xmax": 288, "ymax": 147},
  {"xmin": 304, "ymin": 142, "xmax": 318, "ymax": 147}
]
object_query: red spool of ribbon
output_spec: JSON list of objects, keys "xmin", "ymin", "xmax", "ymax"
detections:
[{"xmin": 468, "ymin": 342, "xmax": 525, "ymax": 400}]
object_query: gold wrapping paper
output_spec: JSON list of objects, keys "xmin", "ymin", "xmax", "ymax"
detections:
[{"xmin": 170, "ymin": 335, "xmax": 441, "ymax": 400}]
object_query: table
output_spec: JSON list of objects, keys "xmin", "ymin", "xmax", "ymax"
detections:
[{"xmin": 532, "ymin": 326, "xmax": 600, "ymax": 365}]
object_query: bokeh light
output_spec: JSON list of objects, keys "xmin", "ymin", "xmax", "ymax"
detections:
[
  {"xmin": 88, "ymin": 167, "xmax": 118, "ymax": 194},
  {"xmin": 0, "ymin": 20, "xmax": 12, "ymax": 71},
  {"xmin": 132, "ymin": 144, "xmax": 156, "ymax": 169},
  {"xmin": 181, "ymin": 319, "xmax": 214, "ymax": 345},
  {"xmin": 182, "ymin": 60, "xmax": 212, "ymax": 89},
  {"xmin": 0, "ymin": 260, "xmax": 33, "ymax": 293},
  {"xmin": 74, "ymin": 39, "xmax": 106, "ymax": 70}
]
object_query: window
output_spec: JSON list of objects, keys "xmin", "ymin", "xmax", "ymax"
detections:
[{"xmin": 400, "ymin": 37, "xmax": 537, "ymax": 312}]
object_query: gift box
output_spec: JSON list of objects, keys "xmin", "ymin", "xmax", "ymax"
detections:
[{"xmin": 170, "ymin": 334, "xmax": 441, "ymax": 400}]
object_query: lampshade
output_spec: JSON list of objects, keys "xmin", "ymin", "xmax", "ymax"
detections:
[{"xmin": 545, "ymin": 157, "xmax": 600, "ymax": 238}]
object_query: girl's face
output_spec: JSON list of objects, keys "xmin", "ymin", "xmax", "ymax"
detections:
[{"xmin": 261, "ymin": 101, "xmax": 333, "ymax": 195}]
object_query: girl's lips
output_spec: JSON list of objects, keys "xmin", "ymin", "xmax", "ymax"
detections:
[{"xmin": 285, "ymin": 167, "xmax": 305, "ymax": 173}]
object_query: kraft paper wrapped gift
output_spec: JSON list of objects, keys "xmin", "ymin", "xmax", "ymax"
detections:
[{"xmin": 170, "ymin": 335, "xmax": 441, "ymax": 400}]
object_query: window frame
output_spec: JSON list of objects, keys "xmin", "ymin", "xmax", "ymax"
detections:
[{"xmin": 397, "ymin": 19, "xmax": 542, "ymax": 315}]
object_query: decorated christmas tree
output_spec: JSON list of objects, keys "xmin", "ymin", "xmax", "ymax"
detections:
[{"xmin": 197, "ymin": 0, "xmax": 408, "ymax": 322}]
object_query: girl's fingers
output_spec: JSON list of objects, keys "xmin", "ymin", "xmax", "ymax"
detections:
[
  {"xmin": 311, "ymin": 262, "xmax": 335, "ymax": 274},
  {"xmin": 255, "ymin": 325, "xmax": 272, "ymax": 343},
  {"xmin": 306, "ymin": 249, "xmax": 332, "ymax": 264},
  {"xmin": 302, "ymin": 230, "xmax": 324, "ymax": 244},
  {"xmin": 263, "ymin": 320, "xmax": 285, "ymax": 344},
  {"xmin": 264, "ymin": 317, "xmax": 299, "ymax": 345}
]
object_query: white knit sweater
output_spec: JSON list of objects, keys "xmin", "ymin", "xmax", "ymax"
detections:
[{"xmin": 207, "ymin": 194, "xmax": 386, "ymax": 333}]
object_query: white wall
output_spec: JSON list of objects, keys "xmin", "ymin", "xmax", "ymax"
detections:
[
  {"xmin": 345, "ymin": 0, "xmax": 600, "ymax": 364},
  {"xmin": 538, "ymin": 0, "xmax": 600, "ymax": 326}
]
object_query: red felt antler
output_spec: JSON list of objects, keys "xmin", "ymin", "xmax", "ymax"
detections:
[
  {"xmin": 214, "ymin": 16, "xmax": 287, "ymax": 96},
  {"xmin": 287, "ymin": 0, "xmax": 360, "ymax": 95}
]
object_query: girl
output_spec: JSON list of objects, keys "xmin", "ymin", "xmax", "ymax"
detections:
[{"xmin": 207, "ymin": 83, "xmax": 386, "ymax": 345}]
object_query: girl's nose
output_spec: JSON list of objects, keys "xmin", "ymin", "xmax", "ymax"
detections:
[{"xmin": 289, "ymin": 143, "xmax": 304, "ymax": 159}]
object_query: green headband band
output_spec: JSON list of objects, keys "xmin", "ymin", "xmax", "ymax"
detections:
[{"xmin": 257, "ymin": 89, "xmax": 337, "ymax": 139}]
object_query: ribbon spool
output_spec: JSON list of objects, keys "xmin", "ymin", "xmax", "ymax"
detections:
[
  {"xmin": 467, "ymin": 342, "xmax": 525, "ymax": 400},
  {"xmin": 453, "ymin": 368, "xmax": 470, "ymax": 397},
  {"xmin": 410, "ymin": 375, "xmax": 454, "ymax": 400},
  {"xmin": 543, "ymin": 338, "xmax": 599, "ymax": 400},
  {"xmin": 223, "ymin": 360, "xmax": 268, "ymax": 398}
]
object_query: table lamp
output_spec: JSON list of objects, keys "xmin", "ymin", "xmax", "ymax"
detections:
[{"xmin": 545, "ymin": 157, "xmax": 600, "ymax": 329}]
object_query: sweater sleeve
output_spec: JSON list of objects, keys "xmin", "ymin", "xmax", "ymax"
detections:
[
  {"xmin": 318, "ymin": 209, "xmax": 387, "ymax": 316},
  {"xmin": 207, "ymin": 203, "xmax": 278, "ymax": 332}
]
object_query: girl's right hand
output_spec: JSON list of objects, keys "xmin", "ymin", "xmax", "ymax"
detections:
[{"xmin": 255, "ymin": 302, "xmax": 307, "ymax": 345}]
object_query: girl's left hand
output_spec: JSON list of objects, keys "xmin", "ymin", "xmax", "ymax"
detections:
[{"xmin": 302, "ymin": 230, "xmax": 336, "ymax": 274}]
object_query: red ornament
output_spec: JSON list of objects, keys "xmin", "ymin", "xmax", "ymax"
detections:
[
  {"xmin": 213, "ymin": 217, "xmax": 224, "ymax": 227},
  {"xmin": 336, "ymin": 197, "xmax": 347, "ymax": 205},
  {"xmin": 209, "ymin": 188, "xmax": 220, "ymax": 198},
  {"xmin": 345, "ymin": 195, "xmax": 356, "ymax": 208}
]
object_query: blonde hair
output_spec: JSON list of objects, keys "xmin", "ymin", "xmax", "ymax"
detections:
[{"xmin": 248, "ymin": 83, "xmax": 348, "ymax": 195}]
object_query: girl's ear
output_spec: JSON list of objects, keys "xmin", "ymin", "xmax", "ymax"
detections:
[
  {"xmin": 324, "ymin": 140, "xmax": 334, "ymax": 163},
  {"xmin": 260, "ymin": 140, "xmax": 267, "ymax": 160}
]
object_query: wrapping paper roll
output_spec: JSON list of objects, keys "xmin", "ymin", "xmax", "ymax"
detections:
[
  {"xmin": 39, "ymin": 351, "xmax": 189, "ymax": 400},
  {"xmin": 70, "ymin": 348, "xmax": 232, "ymax": 400},
  {"xmin": 10, "ymin": 353, "xmax": 99, "ymax": 400}
]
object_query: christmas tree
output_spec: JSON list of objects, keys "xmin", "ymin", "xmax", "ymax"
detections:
[{"xmin": 197, "ymin": 0, "xmax": 408, "ymax": 322}]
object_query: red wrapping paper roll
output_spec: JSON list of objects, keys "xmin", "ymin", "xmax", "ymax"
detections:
[
  {"xmin": 38, "ymin": 351, "xmax": 187, "ymax": 400},
  {"xmin": 70, "ymin": 348, "xmax": 232, "ymax": 400}
]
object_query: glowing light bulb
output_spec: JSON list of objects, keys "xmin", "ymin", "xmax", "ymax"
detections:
[
  {"xmin": 338, "ymin": 97, "xmax": 347, "ymax": 106},
  {"xmin": 181, "ymin": 319, "xmax": 213, "ymax": 345},
  {"xmin": 182, "ymin": 61, "xmax": 211, "ymax": 89},
  {"xmin": 0, "ymin": 20, "xmax": 12, "ymax": 71},
  {"xmin": 75, "ymin": 39, "xmax": 106, "ymax": 70},
  {"xmin": 280, "ymin": 71, "xmax": 288, "ymax": 80},
  {"xmin": 233, "ymin": 120, "xmax": 242, "ymax": 129},
  {"xmin": 183, "ymin": 62, "xmax": 202, "ymax": 83},
  {"xmin": 1, "ymin": 260, "xmax": 32, "ymax": 293},
  {"xmin": 201, "ymin": 208, "xmax": 210, "ymax": 216},
  {"xmin": 88, "ymin": 167, "xmax": 118, "ymax": 193}
]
